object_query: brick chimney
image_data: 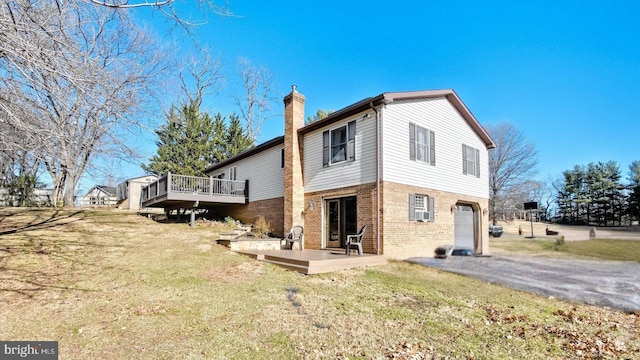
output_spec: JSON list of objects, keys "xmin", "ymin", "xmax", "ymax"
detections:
[{"xmin": 283, "ymin": 85, "xmax": 305, "ymax": 239}]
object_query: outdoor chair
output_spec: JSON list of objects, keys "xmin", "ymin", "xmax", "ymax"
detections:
[
  {"xmin": 285, "ymin": 225, "xmax": 304, "ymax": 250},
  {"xmin": 345, "ymin": 225, "xmax": 366, "ymax": 256}
]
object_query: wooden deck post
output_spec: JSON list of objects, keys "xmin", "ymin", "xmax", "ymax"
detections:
[
  {"xmin": 190, "ymin": 209, "xmax": 195, "ymax": 227},
  {"xmin": 244, "ymin": 179, "xmax": 249, "ymax": 203}
]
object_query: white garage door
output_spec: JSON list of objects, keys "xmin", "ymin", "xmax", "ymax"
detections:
[{"xmin": 454, "ymin": 204, "xmax": 475, "ymax": 250}]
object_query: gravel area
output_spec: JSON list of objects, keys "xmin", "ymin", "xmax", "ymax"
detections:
[{"xmin": 409, "ymin": 255, "xmax": 640, "ymax": 312}]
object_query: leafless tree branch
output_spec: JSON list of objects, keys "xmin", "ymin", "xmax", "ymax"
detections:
[{"xmin": 233, "ymin": 57, "xmax": 277, "ymax": 142}]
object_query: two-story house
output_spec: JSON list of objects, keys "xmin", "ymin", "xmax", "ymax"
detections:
[{"xmin": 204, "ymin": 86, "xmax": 495, "ymax": 259}]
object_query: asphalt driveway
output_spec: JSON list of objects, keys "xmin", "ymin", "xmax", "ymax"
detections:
[{"xmin": 408, "ymin": 255, "xmax": 640, "ymax": 312}]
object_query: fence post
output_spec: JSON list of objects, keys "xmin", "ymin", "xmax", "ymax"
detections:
[
  {"xmin": 209, "ymin": 176, "xmax": 213, "ymax": 195},
  {"xmin": 167, "ymin": 172, "xmax": 171, "ymax": 194}
]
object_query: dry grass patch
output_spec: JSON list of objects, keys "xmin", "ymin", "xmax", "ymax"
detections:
[
  {"xmin": 1, "ymin": 209, "xmax": 639, "ymax": 359},
  {"xmin": 491, "ymin": 236, "xmax": 640, "ymax": 262}
]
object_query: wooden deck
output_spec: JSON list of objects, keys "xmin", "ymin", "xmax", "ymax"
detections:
[
  {"xmin": 237, "ymin": 249, "xmax": 387, "ymax": 274},
  {"xmin": 141, "ymin": 172, "xmax": 248, "ymax": 209}
]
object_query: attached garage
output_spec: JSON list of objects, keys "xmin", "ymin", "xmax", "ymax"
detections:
[{"xmin": 454, "ymin": 204, "xmax": 475, "ymax": 251}]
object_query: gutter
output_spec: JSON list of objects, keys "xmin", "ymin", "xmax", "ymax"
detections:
[{"xmin": 370, "ymin": 101, "xmax": 381, "ymax": 255}]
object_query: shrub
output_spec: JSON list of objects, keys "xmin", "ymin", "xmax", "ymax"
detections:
[
  {"xmin": 224, "ymin": 216, "xmax": 236, "ymax": 226},
  {"xmin": 253, "ymin": 216, "xmax": 272, "ymax": 238},
  {"xmin": 554, "ymin": 236, "xmax": 565, "ymax": 251}
]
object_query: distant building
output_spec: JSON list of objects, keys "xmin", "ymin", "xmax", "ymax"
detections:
[
  {"xmin": 78, "ymin": 185, "xmax": 117, "ymax": 207},
  {"xmin": 116, "ymin": 175, "xmax": 158, "ymax": 210}
]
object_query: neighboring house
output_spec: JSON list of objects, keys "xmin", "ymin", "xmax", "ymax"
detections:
[
  {"xmin": 200, "ymin": 87, "xmax": 496, "ymax": 259},
  {"xmin": 79, "ymin": 185, "xmax": 117, "ymax": 207},
  {"xmin": 116, "ymin": 175, "xmax": 158, "ymax": 210}
]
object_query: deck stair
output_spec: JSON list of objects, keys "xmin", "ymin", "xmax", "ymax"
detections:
[{"xmin": 218, "ymin": 224, "xmax": 253, "ymax": 240}]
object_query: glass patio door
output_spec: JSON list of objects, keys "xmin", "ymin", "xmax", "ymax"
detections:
[{"xmin": 325, "ymin": 196, "xmax": 357, "ymax": 248}]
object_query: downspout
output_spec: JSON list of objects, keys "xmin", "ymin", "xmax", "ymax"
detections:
[{"xmin": 370, "ymin": 102, "xmax": 381, "ymax": 255}]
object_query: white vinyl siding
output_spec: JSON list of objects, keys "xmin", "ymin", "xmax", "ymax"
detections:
[
  {"xmin": 304, "ymin": 112, "xmax": 376, "ymax": 193},
  {"xmin": 381, "ymin": 97, "xmax": 489, "ymax": 199},
  {"xmin": 206, "ymin": 145, "xmax": 284, "ymax": 202}
]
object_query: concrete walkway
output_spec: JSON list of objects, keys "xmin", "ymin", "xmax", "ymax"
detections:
[{"xmin": 408, "ymin": 255, "xmax": 640, "ymax": 312}]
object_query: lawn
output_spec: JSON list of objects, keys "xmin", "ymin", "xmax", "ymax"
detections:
[
  {"xmin": 491, "ymin": 235, "xmax": 640, "ymax": 262},
  {"xmin": 1, "ymin": 209, "xmax": 638, "ymax": 359}
]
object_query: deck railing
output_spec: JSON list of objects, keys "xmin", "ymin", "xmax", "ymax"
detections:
[{"xmin": 141, "ymin": 172, "xmax": 247, "ymax": 205}]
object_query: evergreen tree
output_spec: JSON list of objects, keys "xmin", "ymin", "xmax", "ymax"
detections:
[
  {"xmin": 306, "ymin": 109, "xmax": 334, "ymax": 125},
  {"xmin": 627, "ymin": 161, "xmax": 640, "ymax": 223},
  {"xmin": 556, "ymin": 161, "xmax": 625, "ymax": 225},
  {"xmin": 143, "ymin": 101, "xmax": 254, "ymax": 177},
  {"xmin": 225, "ymin": 114, "xmax": 254, "ymax": 159}
]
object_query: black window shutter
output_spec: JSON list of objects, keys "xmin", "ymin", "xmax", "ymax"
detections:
[
  {"xmin": 462, "ymin": 144, "xmax": 468, "ymax": 174},
  {"xmin": 429, "ymin": 130, "xmax": 436, "ymax": 166},
  {"xmin": 281, "ymin": 148, "xmax": 285, "ymax": 168},
  {"xmin": 409, "ymin": 123, "xmax": 416, "ymax": 161},
  {"xmin": 322, "ymin": 130, "xmax": 330, "ymax": 167},
  {"xmin": 409, "ymin": 194, "xmax": 416, "ymax": 221},
  {"xmin": 475, "ymin": 148, "xmax": 480, "ymax": 177},
  {"xmin": 348, "ymin": 120, "xmax": 356, "ymax": 162}
]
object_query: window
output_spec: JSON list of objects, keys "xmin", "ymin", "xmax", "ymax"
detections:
[
  {"xmin": 323, "ymin": 120, "xmax": 356, "ymax": 167},
  {"xmin": 462, "ymin": 144, "xmax": 480, "ymax": 177},
  {"xmin": 409, "ymin": 123, "xmax": 435, "ymax": 165},
  {"xmin": 409, "ymin": 193, "xmax": 435, "ymax": 222},
  {"xmin": 229, "ymin": 166, "xmax": 237, "ymax": 181}
]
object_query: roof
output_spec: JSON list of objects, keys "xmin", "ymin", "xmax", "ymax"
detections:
[
  {"xmin": 84, "ymin": 185, "xmax": 117, "ymax": 197},
  {"xmin": 124, "ymin": 174, "xmax": 158, "ymax": 182},
  {"xmin": 300, "ymin": 89, "xmax": 496, "ymax": 149},
  {"xmin": 205, "ymin": 89, "xmax": 496, "ymax": 172},
  {"xmin": 204, "ymin": 136, "xmax": 284, "ymax": 173}
]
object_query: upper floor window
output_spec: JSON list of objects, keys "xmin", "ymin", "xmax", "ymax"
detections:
[
  {"xmin": 462, "ymin": 144, "xmax": 480, "ymax": 177},
  {"xmin": 323, "ymin": 120, "xmax": 356, "ymax": 167},
  {"xmin": 229, "ymin": 166, "xmax": 237, "ymax": 180},
  {"xmin": 409, "ymin": 123, "xmax": 435, "ymax": 165}
]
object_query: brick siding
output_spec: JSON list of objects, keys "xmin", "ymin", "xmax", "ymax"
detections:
[
  {"xmin": 212, "ymin": 197, "xmax": 285, "ymax": 237},
  {"xmin": 303, "ymin": 182, "xmax": 379, "ymax": 253},
  {"xmin": 380, "ymin": 181, "xmax": 489, "ymax": 259}
]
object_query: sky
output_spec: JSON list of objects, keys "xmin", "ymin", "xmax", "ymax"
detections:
[{"xmin": 84, "ymin": 0, "xmax": 640, "ymax": 191}]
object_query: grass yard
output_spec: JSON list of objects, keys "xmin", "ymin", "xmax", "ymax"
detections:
[
  {"xmin": 1, "ymin": 209, "xmax": 639, "ymax": 359},
  {"xmin": 491, "ymin": 235, "xmax": 640, "ymax": 262}
]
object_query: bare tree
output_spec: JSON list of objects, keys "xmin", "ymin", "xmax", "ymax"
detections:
[
  {"xmin": 179, "ymin": 48, "xmax": 225, "ymax": 108},
  {"xmin": 88, "ymin": 0, "xmax": 232, "ymax": 28},
  {"xmin": 234, "ymin": 57, "xmax": 277, "ymax": 141},
  {"xmin": 0, "ymin": 0, "xmax": 166, "ymax": 207},
  {"xmin": 487, "ymin": 122, "xmax": 539, "ymax": 224}
]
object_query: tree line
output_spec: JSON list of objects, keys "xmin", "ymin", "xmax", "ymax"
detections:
[
  {"xmin": 486, "ymin": 123, "xmax": 639, "ymax": 227},
  {"xmin": 0, "ymin": 0, "xmax": 270, "ymax": 207},
  {"xmin": 555, "ymin": 161, "xmax": 640, "ymax": 226}
]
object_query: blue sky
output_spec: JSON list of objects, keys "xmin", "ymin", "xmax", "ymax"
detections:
[{"xmin": 90, "ymin": 0, "xmax": 640, "ymax": 191}]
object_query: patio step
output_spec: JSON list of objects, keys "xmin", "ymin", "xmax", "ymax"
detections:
[{"xmin": 237, "ymin": 249, "xmax": 387, "ymax": 275}]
